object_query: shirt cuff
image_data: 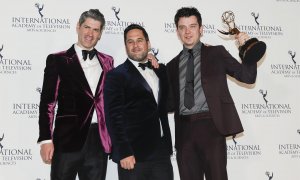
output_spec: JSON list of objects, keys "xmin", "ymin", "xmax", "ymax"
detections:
[{"xmin": 38, "ymin": 139, "xmax": 52, "ymax": 145}]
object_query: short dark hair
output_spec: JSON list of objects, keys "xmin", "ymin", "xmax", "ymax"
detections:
[
  {"xmin": 78, "ymin": 9, "xmax": 106, "ymax": 31},
  {"xmin": 124, "ymin": 24, "xmax": 149, "ymax": 44},
  {"xmin": 174, "ymin": 7, "xmax": 202, "ymax": 28}
]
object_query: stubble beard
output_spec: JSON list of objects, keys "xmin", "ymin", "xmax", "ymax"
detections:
[{"xmin": 128, "ymin": 51, "xmax": 148, "ymax": 62}]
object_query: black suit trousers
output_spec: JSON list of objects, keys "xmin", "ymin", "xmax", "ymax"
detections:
[
  {"xmin": 176, "ymin": 117, "xmax": 228, "ymax": 180},
  {"xmin": 51, "ymin": 124, "xmax": 108, "ymax": 180},
  {"xmin": 118, "ymin": 137, "xmax": 173, "ymax": 180}
]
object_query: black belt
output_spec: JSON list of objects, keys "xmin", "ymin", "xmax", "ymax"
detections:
[{"xmin": 180, "ymin": 112, "xmax": 212, "ymax": 122}]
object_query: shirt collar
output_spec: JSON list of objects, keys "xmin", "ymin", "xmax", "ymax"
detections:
[
  {"xmin": 128, "ymin": 57, "xmax": 147, "ymax": 69},
  {"xmin": 183, "ymin": 41, "xmax": 202, "ymax": 55}
]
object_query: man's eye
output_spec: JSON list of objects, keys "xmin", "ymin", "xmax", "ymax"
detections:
[{"xmin": 179, "ymin": 26, "xmax": 186, "ymax": 31}]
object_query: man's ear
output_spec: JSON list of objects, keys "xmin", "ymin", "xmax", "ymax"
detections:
[
  {"xmin": 200, "ymin": 25, "xmax": 204, "ymax": 36},
  {"xmin": 76, "ymin": 22, "xmax": 80, "ymax": 34},
  {"xmin": 147, "ymin": 41, "xmax": 151, "ymax": 52},
  {"xmin": 98, "ymin": 30, "xmax": 103, "ymax": 40},
  {"xmin": 176, "ymin": 29, "xmax": 180, "ymax": 40}
]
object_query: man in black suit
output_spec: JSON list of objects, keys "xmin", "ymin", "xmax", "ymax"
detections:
[
  {"xmin": 167, "ymin": 7, "xmax": 264, "ymax": 180},
  {"xmin": 104, "ymin": 24, "xmax": 173, "ymax": 180}
]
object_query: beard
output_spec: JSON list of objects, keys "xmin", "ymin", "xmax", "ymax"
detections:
[{"xmin": 127, "ymin": 50, "xmax": 148, "ymax": 62}]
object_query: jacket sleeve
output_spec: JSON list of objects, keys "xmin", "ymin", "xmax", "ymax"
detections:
[
  {"xmin": 104, "ymin": 70, "xmax": 133, "ymax": 161},
  {"xmin": 166, "ymin": 64, "xmax": 175, "ymax": 113},
  {"xmin": 38, "ymin": 54, "xmax": 60, "ymax": 143},
  {"xmin": 219, "ymin": 46, "xmax": 257, "ymax": 84}
]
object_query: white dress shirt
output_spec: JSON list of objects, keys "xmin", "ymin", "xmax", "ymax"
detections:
[{"xmin": 74, "ymin": 43, "xmax": 102, "ymax": 124}]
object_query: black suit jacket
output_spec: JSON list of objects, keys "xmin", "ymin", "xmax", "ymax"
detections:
[
  {"xmin": 167, "ymin": 45, "xmax": 257, "ymax": 149},
  {"xmin": 38, "ymin": 45, "xmax": 114, "ymax": 153},
  {"xmin": 104, "ymin": 59, "xmax": 172, "ymax": 163}
]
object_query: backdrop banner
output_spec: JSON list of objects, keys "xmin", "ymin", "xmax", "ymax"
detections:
[{"xmin": 0, "ymin": 0, "xmax": 299, "ymax": 179}]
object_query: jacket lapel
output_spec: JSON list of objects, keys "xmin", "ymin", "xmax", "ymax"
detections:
[
  {"xmin": 174, "ymin": 52, "xmax": 181, "ymax": 108},
  {"xmin": 153, "ymin": 66, "xmax": 164, "ymax": 106},
  {"xmin": 125, "ymin": 59, "xmax": 156, "ymax": 102},
  {"xmin": 65, "ymin": 45, "xmax": 93, "ymax": 98},
  {"xmin": 200, "ymin": 45, "xmax": 209, "ymax": 83},
  {"xmin": 94, "ymin": 52, "xmax": 106, "ymax": 97}
]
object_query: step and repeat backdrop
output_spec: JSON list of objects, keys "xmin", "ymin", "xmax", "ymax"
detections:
[{"xmin": 0, "ymin": 0, "xmax": 299, "ymax": 179}]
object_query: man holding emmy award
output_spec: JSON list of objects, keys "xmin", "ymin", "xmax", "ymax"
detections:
[{"xmin": 167, "ymin": 7, "xmax": 266, "ymax": 180}]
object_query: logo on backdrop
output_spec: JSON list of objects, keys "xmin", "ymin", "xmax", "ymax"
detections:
[
  {"xmin": 232, "ymin": 134, "xmax": 238, "ymax": 146},
  {"xmin": 288, "ymin": 50, "xmax": 296, "ymax": 65},
  {"xmin": 11, "ymin": 88, "xmax": 41, "ymax": 119},
  {"xmin": 112, "ymin": 6, "xmax": 120, "ymax": 22},
  {"xmin": 259, "ymin": 89, "xmax": 268, "ymax": 105},
  {"xmin": 36, "ymin": 87, "xmax": 42, "ymax": 94},
  {"xmin": 0, "ymin": 133, "xmax": 33, "ymax": 166},
  {"xmin": 251, "ymin": 12, "xmax": 260, "ymax": 26},
  {"xmin": 164, "ymin": 22, "xmax": 216, "ymax": 35},
  {"xmin": 12, "ymin": 103, "xmax": 39, "ymax": 119},
  {"xmin": 278, "ymin": 131, "xmax": 300, "ymax": 159},
  {"xmin": 11, "ymin": 3, "xmax": 70, "ymax": 32},
  {"xmin": 0, "ymin": 44, "xmax": 32, "ymax": 75},
  {"xmin": 150, "ymin": 48, "xmax": 159, "ymax": 58},
  {"xmin": 235, "ymin": 12, "xmax": 283, "ymax": 40},
  {"xmin": 241, "ymin": 89, "xmax": 292, "ymax": 118},
  {"xmin": 0, "ymin": 44, "xmax": 3, "ymax": 60},
  {"xmin": 227, "ymin": 136, "xmax": 262, "ymax": 160},
  {"xmin": 0, "ymin": 134, "xmax": 4, "ymax": 151},
  {"xmin": 35, "ymin": 3, "xmax": 44, "ymax": 18},
  {"xmin": 265, "ymin": 171, "xmax": 273, "ymax": 180},
  {"xmin": 279, "ymin": 144, "xmax": 300, "ymax": 158},
  {"xmin": 271, "ymin": 50, "xmax": 300, "ymax": 78},
  {"xmin": 104, "ymin": 6, "xmax": 145, "ymax": 35}
]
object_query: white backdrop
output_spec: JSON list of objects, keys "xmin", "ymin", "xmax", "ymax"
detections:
[{"xmin": 0, "ymin": 0, "xmax": 299, "ymax": 179}]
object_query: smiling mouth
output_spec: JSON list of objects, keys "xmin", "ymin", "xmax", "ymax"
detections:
[
  {"xmin": 132, "ymin": 48, "xmax": 142, "ymax": 53},
  {"xmin": 84, "ymin": 36, "xmax": 94, "ymax": 41},
  {"xmin": 85, "ymin": 39, "xmax": 93, "ymax": 42}
]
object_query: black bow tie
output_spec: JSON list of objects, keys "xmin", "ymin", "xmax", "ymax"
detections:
[
  {"xmin": 138, "ymin": 61, "xmax": 153, "ymax": 70},
  {"xmin": 82, "ymin": 49, "xmax": 96, "ymax": 60}
]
